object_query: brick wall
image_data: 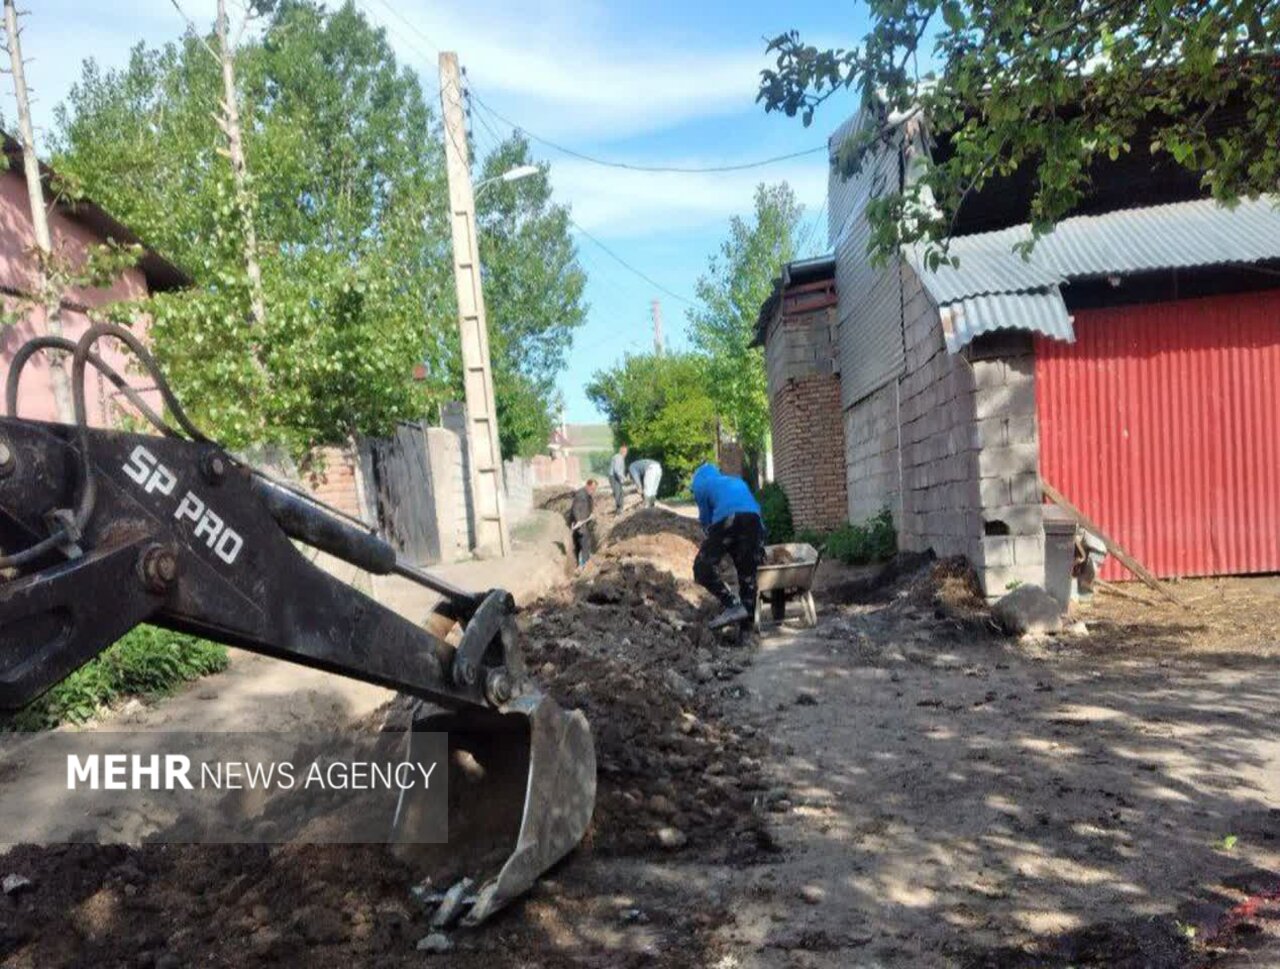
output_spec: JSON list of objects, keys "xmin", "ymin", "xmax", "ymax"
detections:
[
  {"xmin": 530, "ymin": 453, "xmax": 582, "ymax": 487},
  {"xmin": 772, "ymin": 373, "xmax": 847, "ymax": 530},
  {"xmin": 763, "ymin": 283, "xmax": 846, "ymax": 531},
  {"xmin": 305, "ymin": 445, "xmax": 366, "ymax": 521}
]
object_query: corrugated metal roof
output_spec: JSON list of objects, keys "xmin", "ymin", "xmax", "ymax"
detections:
[
  {"xmin": 908, "ymin": 245, "xmax": 1063, "ymax": 303},
  {"xmin": 950, "ymin": 196, "xmax": 1280, "ymax": 281},
  {"xmin": 940, "ymin": 291, "xmax": 1075, "ymax": 354},
  {"xmin": 912, "ymin": 196, "xmax": 1280, "ymax": 353}
]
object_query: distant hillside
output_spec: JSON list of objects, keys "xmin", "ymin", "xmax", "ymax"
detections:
[{"xmin": 564, "ymin": 424, "xmax": 613, "ymax": 450}]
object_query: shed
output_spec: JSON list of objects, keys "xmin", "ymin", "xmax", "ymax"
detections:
[{"xmin": 803, "ymin": 95, "xmax": 1280, "ymax": 595}]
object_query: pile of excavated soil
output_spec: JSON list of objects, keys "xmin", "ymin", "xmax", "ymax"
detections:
[
  {"xmin": 588, "ymin": 507, "xmax": 704, "ymax": 577},
  {"xmin": 522, "ymin": 551, "xmax": 772, "ymax": 859},
  {"xmin": 0, "ymin": 509, "xmax": 761, "ymax": 968}
]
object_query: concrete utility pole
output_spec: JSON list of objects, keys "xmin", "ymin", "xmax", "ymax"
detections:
[
  {"xmin": 650, "ymin": 298, "xmax": 664, "ymax": 356},
  {"xmin": 438, "ymin": 52, "xmax": 509, "ymax": 557},
  {"xmin": 213, "ymin": 0, "xmax": 266, "ymax": 333},
  {"xmin": 3, "ymin": 0, "xmax": 73, "ymax": 423}
]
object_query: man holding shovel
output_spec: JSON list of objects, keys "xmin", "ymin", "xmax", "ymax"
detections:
[{"xmin": 568, "ymin": 478, "xmax": 598, "ymax": 567}]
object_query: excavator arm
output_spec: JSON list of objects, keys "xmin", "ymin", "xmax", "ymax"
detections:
[
  {"xmin": 0, "ymin": 324, "xmax": 596, "ymax": 927},
  {"xmin": 0, "ymin": 417, "xmax": 517, "ymax": 713}
]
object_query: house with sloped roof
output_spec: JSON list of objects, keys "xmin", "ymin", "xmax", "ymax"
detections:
[
  {"xmin": 758, "ymin": 100, "xmax": 1280, "ymax": 596},
  {"xmin": 0, "ymin": 135, "xmax": 190, "ymax": 426}
]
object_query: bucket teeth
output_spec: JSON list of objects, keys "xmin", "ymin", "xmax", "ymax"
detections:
[{"xmin": 389, "ymin": 691, "xmax": 596, "ymax": 926}]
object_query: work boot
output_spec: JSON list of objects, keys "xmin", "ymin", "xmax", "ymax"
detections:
[{"xmin": 708, "ymin": 601, "xmax": 749, "ymax": 629}]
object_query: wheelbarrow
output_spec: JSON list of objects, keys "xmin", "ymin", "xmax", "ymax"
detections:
[{"xmin": 754, "ymin": 542, "xmax": 821, "ymax": 629}]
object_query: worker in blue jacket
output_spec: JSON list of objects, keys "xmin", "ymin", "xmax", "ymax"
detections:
[{"xmin": 690, "ymin": 463, "xmax": 765, "ymax": 630}]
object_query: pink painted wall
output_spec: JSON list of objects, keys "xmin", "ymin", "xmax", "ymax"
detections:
[{"xmin": 0, "ymin": 168, "xmax": 157, "ymax": 426}]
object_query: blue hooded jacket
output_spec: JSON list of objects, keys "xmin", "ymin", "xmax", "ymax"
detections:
[{"xmin": 691, "ymin": 463, "xmax": 761, "ymax": 529}]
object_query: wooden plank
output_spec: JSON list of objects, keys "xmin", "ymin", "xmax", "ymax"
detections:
[
  {"xmin": 1042, "ymin": 479, "xmax": 1185, "ymax": 607},
  {"xmin": 1095, "ymin": 579, "xmax": 1159, "ymax": 607}
]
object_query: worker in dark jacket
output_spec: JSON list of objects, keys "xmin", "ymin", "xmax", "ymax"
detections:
[
  {"xmin": 568, "ymin": 479, "xmax": 598, "ymax": 567},
  {"xmin": 690, "ymin": 463, "xmax": 764, "ymax": 629}
]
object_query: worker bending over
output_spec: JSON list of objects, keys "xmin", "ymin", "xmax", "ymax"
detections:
[
  {"xmin": 691, "ymin": 463, "xmax": 764, "ymax": 629},
  {"xmin": 628, "ymin": 458, "xmax": 663, "ymax": 508}
]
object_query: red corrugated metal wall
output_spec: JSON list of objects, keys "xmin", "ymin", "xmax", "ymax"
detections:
[{"xmin": 1036, "ymin": 289, "xmax": 1280, "ymax": 580}]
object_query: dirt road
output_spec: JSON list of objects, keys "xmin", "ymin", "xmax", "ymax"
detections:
[{"xmin": 3, "ymin": 504, "xmax": 1280, "ymax": 967}]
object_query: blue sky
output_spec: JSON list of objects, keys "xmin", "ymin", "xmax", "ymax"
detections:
[{"xmin": 19, "ymin": 0, "xmax": 867, "ymax": 422}]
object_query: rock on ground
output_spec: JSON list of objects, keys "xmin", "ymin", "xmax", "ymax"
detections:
[{"xmin": 992, "ymin": 583, "xmax": 1065, "ymax": 636}]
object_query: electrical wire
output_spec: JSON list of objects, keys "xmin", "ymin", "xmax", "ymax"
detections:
[
  {"xmin": 468, "ymin": 89, "xmax": 828, "ymax": 174},
  {"xmin": 567, "ymin": 217, "xmax": 695, "ymax": 307}
]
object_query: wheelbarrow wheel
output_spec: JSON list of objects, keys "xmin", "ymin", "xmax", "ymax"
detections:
[
  {"xmin": 770, "ymin": 589, "xmax": 787, "ymax": 622},
  {"xmin": 801, "ymin": 591, "xmax": 818, "ymax": 628}
]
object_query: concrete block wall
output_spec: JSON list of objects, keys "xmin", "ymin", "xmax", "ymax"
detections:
[
  {"xmin": 966, "ymin": 348, "xmax": 1044, "ymax": 596},
  {"xmin": 890, "ymin": 267, "xmax": 1044, "ymax": 595},
  {"xmin": 895, "ymin": 270, "xmax": 980, "ymax": 560},
  {"xmin": 844, "ymin": 381, "xmax": 900, "ymax": 524},
  {"xmin": 422, "ymin": 426, "xmax": 470, "ymax": 562},
  {"xmin": 503, "ymin": 458, "xmax": 535, "ymax": 522},
  {"xmin": 765, "ymin": 301, "xmax": 839, "ymax": 398}
]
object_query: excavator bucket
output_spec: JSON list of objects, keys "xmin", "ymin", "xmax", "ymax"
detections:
[{"xmin": 389, "ymin": 691, "xmax": 596, "ymax": 926}]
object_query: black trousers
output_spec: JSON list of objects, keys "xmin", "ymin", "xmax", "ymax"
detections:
[
  {"xmin": 609, "ymin": 476, "xmax": 624, "ymax": 512},
  {"xmin": 694, "ymin": 512, "xmax": 764, "ymax": 609},
  {"xmin": 572, "ymin": 525, "xmax": 595, "ymax": 566}
]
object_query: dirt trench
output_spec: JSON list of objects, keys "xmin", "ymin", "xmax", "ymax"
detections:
[
  {"xmin": 0, "ymin": 506, "xmax": 770, "ymax": 968},
  {"xmin": 6, "ymin": 505, "xmax": 1280, "ymax": 969}
]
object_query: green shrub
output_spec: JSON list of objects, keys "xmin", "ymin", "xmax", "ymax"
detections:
[
  {"xmin": 824, "ymin": 509, "xmax": 897, "ymax": 565},
  {"xmin": 794, "ymin": 527, "xmax": 829, "ymax": 548},
  {"xmin": 3, "ymin": 626, "xmax": 228, "ymax": 731},
  {"xmin": 759, "ymin": 482, "xmax": 794, "ymax": 543}
]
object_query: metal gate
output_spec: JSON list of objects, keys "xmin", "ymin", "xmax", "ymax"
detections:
[
  {"xmin": 358, "ymin": 421, "xmax": 441, "ymax": 566},
  {"xmin": 1036, "ymin": 289, "xmax": 1280, "ymax": 580}
]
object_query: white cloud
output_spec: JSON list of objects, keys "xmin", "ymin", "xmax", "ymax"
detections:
[{"xmin": 351, "ymin": 0, "xmax": 773, "ymax": 140}]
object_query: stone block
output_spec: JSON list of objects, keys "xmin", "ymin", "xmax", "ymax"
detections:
[
  {"xmin": 1014, "ymin": 533, "xmax": 1046, "ymax": 566},
  {"xmin": 977, "ymin": 444, "xmax": 1038, "ymax": 480},
  {"xmin": 977, "ymin": 379, "xmax": 1036, "ymax": 420},
  {"xmin": 971, "ymin": 359, "xmax": 1006, "ymax": 390},
  {"xmin": 1010, "ymin": 471, "xmax": 1043, "ymax": 505},
  {"xmin": 981, "ymin": 535, "xmax": 1014, "ymax": 567},
  {"xmin": 982, "ymin": 503, "xmax": 1043, "ymax": 536},
  {"xmin": 1006, "ymin": 414, "xmax": 1039, "ymax": 445}
]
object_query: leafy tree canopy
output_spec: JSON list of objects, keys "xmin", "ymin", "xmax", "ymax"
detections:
[
  {"xmin": 476, "ymin": 133, "xmax": 587, "ymax": 458},
  {"xmin": 759, "ymin": 0, "xmax": 1280, "ymax": 261},
  {"xmin": 688, "ymin": 182, "xmax": 800, "ymax": 458},
  {"xmin": 53, "ymin": 0, "xmax": 452, "ymax": 451},
  {"xmin": 585, "ymin": 352, "xmax": 716, "ymax": 490},
  {"xmin": 52, "ymin": 0, "xmax": 582, "ymax": 459}
]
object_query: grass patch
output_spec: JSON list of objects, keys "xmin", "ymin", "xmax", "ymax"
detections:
[{"xmin": 2, "ymin": 626, "xmax": 228, "ymax": 731}]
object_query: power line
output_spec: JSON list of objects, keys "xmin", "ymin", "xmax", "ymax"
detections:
[
  {"xmin": 468, "ymin": 88, "xmax": 827, "ymax": 174},
  {"xmin": 363, "ymin": 0, "xmax": 442, "ymax": 57},
  {"xmin": 795, "ymin": 197, "xmax": 829, "ymax": 258},
  {"xmin": 567, "ymin": 216, "xmax": 696, "ymax": 307}
]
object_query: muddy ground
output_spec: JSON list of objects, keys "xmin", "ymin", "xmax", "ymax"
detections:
[{"xmin": 3, "ymin": 506, "xmax": 1280, "ymax": 967}]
